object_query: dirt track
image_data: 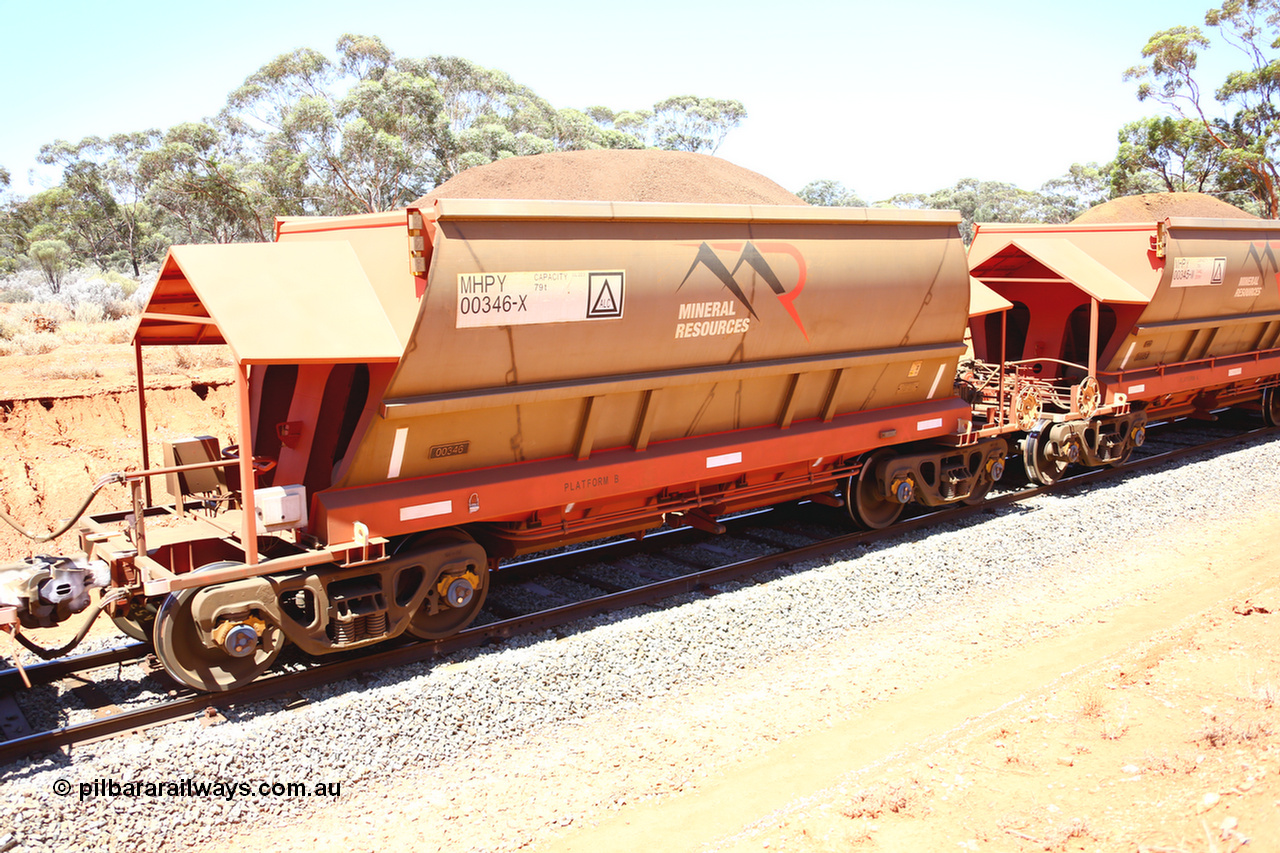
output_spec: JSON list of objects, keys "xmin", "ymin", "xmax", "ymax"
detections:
[
  {"xmin": 541, "ymin": 514, "xmax": 1279, "ymax": 852},
  {"xmin": 194, "ymin": 493, "xmax": 1279, "ymax": 853}
]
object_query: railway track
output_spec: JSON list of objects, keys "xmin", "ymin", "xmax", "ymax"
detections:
[{"xmin": 2, "ymin": 416, "xmax": 1274, "ymax": 766}]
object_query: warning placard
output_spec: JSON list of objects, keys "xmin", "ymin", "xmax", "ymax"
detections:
[
  {"xmin": 456, "ymin": 270, "xmax": 625, "ymax": 327},
  {"xmin": 1170, "ymin": 256, "xmax": 1226, "ymax": 288}
]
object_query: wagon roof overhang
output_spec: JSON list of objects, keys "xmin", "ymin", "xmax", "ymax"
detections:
[
  {"xmin": 274, "ymin": 210, "xmax": 408, "ymax": 239},
  {"xmin": 134, "ymin": 241, "xmax": 403, "ymax": 365},
  {"xmin": 968, "ymin": 277, "xmax": 1013, "ymax": 317},
  {"xmin": 970, "ymin": 236, "xmax": 1151, "ymax": 304}
]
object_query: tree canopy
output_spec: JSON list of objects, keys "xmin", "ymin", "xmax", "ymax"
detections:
[
  {"xmin": 648, "ymin": 97, "xmax": 746, "ymax": 154},
  {"xmin": 4, "ymin": 14, "xmax": 1276, "ymax": 288},
  {"xmin": 796, "ymin": 179, "xmax": 866, "ymax": 207},
  {"xmin": 884, "ymin": 167, "xmax": 1110, "ymax": 243},
  {"xmin": 0, "ymin": 34, "xmax": 749, "ymax": 279},
  {"xmin": 1110, "ymin": 116, "xmax": 1224, "ymax": 195},
  {"xmin": 1124, "ymin": 0, "xmax": 1280, "ymax": 215}
]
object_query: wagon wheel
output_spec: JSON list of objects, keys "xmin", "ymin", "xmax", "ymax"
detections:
[
  {"xmin": 401, "ymin": 531, "xmax": 490, "ymax": 640},
  {"xmin": 1263, "ymin": 387, "xmax": 1280, "ymax": 427},
  {"xmin": 962, "ymin": 455, "xmax": 1005, "ymax": 506},
  {"xmin": 1022, "ymin": 421, "xmax": 1070, "ymax": 486},
  {"xmin": 153, "ymin": 562, "xmax": 284, "ymax": 692},
  {"xmin": 110, "ymin": 597, "xmax": 159, "ymax": 644},
  {"xmin": 846, "ymin": 450, "xmax": 905, "ymax": 530},
  {"xmin": 1108, "ymin": 420, "xmax": 1145, "ymax": 468}
]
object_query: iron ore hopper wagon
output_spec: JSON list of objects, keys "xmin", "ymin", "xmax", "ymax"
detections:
[
  {"xmin": 966, "ymin": 217, "xmax": 1280, "ymax": 484},
  {"xmin": 1, "ymin": 200, "xmax": 1008, "ymax": 691},
  {"xmin": 6, "ymin": 199, "xmax": 1280, "ymax": 694}
]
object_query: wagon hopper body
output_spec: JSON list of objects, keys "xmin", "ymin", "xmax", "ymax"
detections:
[
  {"xmin": 967, "ymin": 217, "xmax": 1280, "ymax": 482},
  {"xmin": 3, "ymin": 200, "xmax": 1006, "ymax": 691},
  {"xmin": 309, "ymin": 200, "xmax": 1004, "ymax": 550}
]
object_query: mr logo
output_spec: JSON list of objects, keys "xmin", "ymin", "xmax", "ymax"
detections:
[
  {"xmin": 1244, "ymin": 241, "xmax": 1280, "ymax": 291},
  {"xmin": 678, "ymin": 242, "xmax": 808, "ymax": 340}
]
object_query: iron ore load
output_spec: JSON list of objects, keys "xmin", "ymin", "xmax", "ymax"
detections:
[{"xmin": 1, "ymin": 153, "xmax": 1277, "ymax": 693}]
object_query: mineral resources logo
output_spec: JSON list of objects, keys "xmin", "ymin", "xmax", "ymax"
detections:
[
  {"xmin": 1242, "ymin": 241, "xmax": 1280, "ymax": 297},
  {"xmin": 675, "ymin": 242, "xmax": 808, "ymax": 340}
]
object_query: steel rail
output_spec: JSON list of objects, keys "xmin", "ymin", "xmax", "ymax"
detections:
[
  {"xmin": 2, "ymin": 420, "xmax": 1275, "ymax": 766},
  {"xmin": 0, "ymin": 644, "xmax": 149, "ymax": 693}
]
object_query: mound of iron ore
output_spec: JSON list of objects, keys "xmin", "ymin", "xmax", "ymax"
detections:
[
  {"xmin": 1072, "ymin": 191, "xmax": 1259, "ymax": 224},
  {"xmin": 416, "ymin": 149, "xmax": 805, "ymax": 205}
]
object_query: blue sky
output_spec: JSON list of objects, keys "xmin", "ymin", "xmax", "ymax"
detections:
[{"xmin": 0, "ymin": 0, "xmax": 1244, "ymax": 201}]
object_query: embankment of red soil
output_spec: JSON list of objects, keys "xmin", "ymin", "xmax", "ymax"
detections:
[{"xmin": 1, "ymin": 362, "xmax": 236, "ymax": 562}]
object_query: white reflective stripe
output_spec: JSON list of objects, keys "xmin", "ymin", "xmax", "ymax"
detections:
[
  {"xmin": 916, "ymin": 417, "xmax": 943, "ymax": 431},
  {"xmin": 1228, "ymin": 367, "xmax": 1243, "ymax": 377},
  {"xmin": 1120, "ymin": 341, "xmax": 1136, "ymax": 369},
  {"xmin": 1128, "ymin": 384, "xmax": 1145, "ymax": 395},
  {"xmin": 388, "ymin": 427, "xmax": 408, "ymax": 479},
  {"xmin": 707, "ymin": 451, "xmax": 742, "ymax": 469},
  {"xmin": 926, "ymin": 363, "xmax": 946, "ymax": 399},
  {"xmin": 400, "ymin": 500, "xmax": 452, "ymax": 521}
]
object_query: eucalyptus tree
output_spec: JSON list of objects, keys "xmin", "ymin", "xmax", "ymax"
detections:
[
  {"xmin": 1125, "ymin": 0, "xmax": 1280, "ymax": 215},
  {"xmin": 889, "ymin": 179, "xmax": 1055, "ymax": 243},
  {"xmin": 139, "ymin": 121, "xmax": 279, "ymax": 244},
  {"xmin": 1039, "ymin": 162, "xmax": 1113, "ymax": 221},
  {"xmin": 225, "ymin": 34, "xmax": 444, "ymax": 214},
  {"xmin": 887, "ymin": 167, "xmax": 1110, "ymax": 243},
  {"xmin": 419, "ymin": 55, "xmax": 583, "ymax": 178},
  {"xmin": 581, "ymin": 106, "xmax": 654, "ymax": 147},
  {"xmin": 37, "ymin": 132, "xmax": 171, "ymax": 275},
  {"xmin": 796, "ymin": 179, "xmax": 866, "ymax": 207},
  {"xmin": 1, "ymin": 188, "xmax": 43, "ymax": 270},
  {"xmin": 6, "ymin": 36, "xmax": 754, "ymax": 259},
  {"xmin": 224, "ymin": 36, "xmax": 721, "ymax": 210},
  {"xmin": 0, "ymin": 166, "xmax": 16, "ymax": 273},
  {"xmin": 28, "ymin": 239, "xmax": 72, "ymax": 292},
  {"xmin": 649, "ymin": 96, "xmax": 747, "ymax": 153},
  {"xmin": 35, "ymin": 139, "xmax": 129, "ymax": 271},
  {"xmin": 1110, "ymin": 116, "xmax": 1229, "ymax": 195},
  {"xmin": 552, "ymin": 108, "xmax": 645, "ymax": 152}
]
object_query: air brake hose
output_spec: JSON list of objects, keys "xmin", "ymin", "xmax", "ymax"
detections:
[
  {"xmin": 11, "ymin": 588, "xmax": 128, "ymax": 660},
  {"xmin": 0, "ymin": 471, "xmax": 126, "ymax": 542}
]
